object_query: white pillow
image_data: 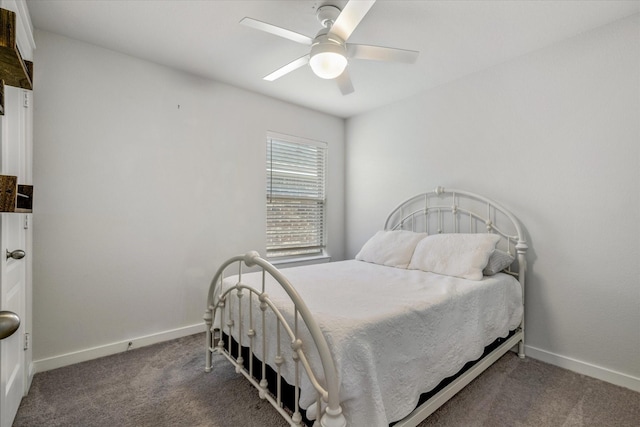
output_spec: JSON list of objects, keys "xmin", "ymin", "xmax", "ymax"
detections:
[
  {"xmin": 355, "ymin": 230, "xmax": 428, "ymax": 269},
  {"xmin": 408, "ymin": 233, "xmax": 501, "ymax": 280},
  {"xmin": 483, "ymin": 249, "xmax": 515, "ymax": 275}
]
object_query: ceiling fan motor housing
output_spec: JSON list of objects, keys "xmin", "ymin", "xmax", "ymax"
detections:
[{"xmin": 311, "ymin": 28, "xmax": 346, "ymax": 55}]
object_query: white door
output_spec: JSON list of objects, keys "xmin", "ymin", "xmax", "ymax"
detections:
[
  {"xmin": 0, "ymin": 85, "xmax": 31, "ymax": 427},
  {"xmin": 0, "ymin": 213, "xmax": 26, "ymax": 427}
]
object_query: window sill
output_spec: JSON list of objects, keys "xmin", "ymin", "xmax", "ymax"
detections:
[{"xmin": 269, "ymin": 254, "xmax": 332, "ymax": 268}]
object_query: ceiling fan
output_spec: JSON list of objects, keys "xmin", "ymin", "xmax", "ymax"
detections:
[{"xmin": 240, "ymin": 0, "xmax": 419, "ymax": 95}]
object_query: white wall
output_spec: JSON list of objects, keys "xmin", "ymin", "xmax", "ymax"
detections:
[
  {"xmin": 346, "ymin": 15, "xmax": 639, "ymax": 390},
  {"xmin": 32, "ymin": 30, "xmax": 345, "ymax": 367}
]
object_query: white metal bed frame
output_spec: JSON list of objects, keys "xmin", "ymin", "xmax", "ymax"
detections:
[{"xmin": 204, "ymin": 187, "xmax": 528, "ymax": 427}]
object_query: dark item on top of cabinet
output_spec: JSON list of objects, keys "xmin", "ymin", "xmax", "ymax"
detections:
[
  {"xmin": 16, "ymin": 184, "xmax": 32, "ymax": 212},
  {"xmin": 0, "ymin": 79, "xmax": 4, "ymax": 115},
  {"xmin": 0, "ymin": 8, "xmax": 32, "ymax": 90}
]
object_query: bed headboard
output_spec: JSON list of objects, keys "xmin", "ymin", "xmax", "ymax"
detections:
[{"xmin": 384, "ymin": 186, "xmax": 528, "ymax": 280}]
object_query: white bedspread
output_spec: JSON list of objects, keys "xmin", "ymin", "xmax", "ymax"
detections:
[{"xmin": 218, "ymin": 260, "xmax": 522, "ymax": 426}]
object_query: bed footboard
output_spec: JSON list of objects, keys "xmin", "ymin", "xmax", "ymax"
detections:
[{"xmin": 204, "ymin": 251, "xmax": 346, "ymax": 427}]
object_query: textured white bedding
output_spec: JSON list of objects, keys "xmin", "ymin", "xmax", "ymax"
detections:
[{"xmin": 219, "ymin": 260, "xmax": 523, "ymax": 426}]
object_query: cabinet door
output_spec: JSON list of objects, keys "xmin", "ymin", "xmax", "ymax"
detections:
[
  {"xmin": 0, "ymin": 213, "xmax": 26, "ymax": 427},
  {"xmin": 1, "ymin": 86, "xmax": 29, "ymax": 183}
]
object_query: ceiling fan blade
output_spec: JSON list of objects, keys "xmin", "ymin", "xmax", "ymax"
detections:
[
  {"xmin": 264, "ymin": 55, "xmax": 310, "ymax": 81},
  {"xmin": 330, "ymin": 0, "xmax": 376, "ymax": 42},
  {"xmin": 240, "ymin": 17, "xmax": 313, "ymax": 45},
  {"xmin": 347, "ymin": 44, "xmax": 419, "ymax": 63},
  {"xmin": 336, "ymin": 68, "xmax": 354, "ymax": 95}
]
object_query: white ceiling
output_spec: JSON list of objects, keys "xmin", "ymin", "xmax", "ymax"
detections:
[{"xmin": 27, "ymin": 0, "xmax": 639, "ymax": 118}]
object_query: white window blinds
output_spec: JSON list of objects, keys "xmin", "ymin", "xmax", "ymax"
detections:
[{"xmin": 266, "ymin": 134, "xmax": 327, "ymax": 258}]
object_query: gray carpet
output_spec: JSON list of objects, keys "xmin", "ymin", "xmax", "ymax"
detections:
[{"xmin": 14, "ymin": 333, "xmax": 640, "ymax": 426}]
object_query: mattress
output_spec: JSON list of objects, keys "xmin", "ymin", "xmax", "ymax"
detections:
[{"xmin": 217, "ymin": 259, "xmax": 523, "ymax": 426}]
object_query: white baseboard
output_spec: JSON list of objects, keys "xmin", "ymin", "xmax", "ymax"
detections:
[
  {"xmin": 525, "ymin": 344, "xmax": 640, "ymax": 392},
  {"xmin": 31, "ymin": 328, "xmax": 640, "ymax": 393},
  {"xmin": 26, "ymin": 362, "xmax": 35, "ymax": 391},
  {"xmin": 33, "ymin": 323, "xmax": 206, "ymax": 373}
]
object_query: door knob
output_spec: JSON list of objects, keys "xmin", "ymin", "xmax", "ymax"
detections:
[
  {"xmin": 0, "ymin": 311, "xmax": 20, "ymax": 340},
  {"xmin": 6, "ymin": 249, "xmax": 25, "ymax": 260}
]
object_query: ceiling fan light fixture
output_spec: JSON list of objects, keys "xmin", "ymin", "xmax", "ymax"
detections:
[
  {"xmin": 309, "ymin": 35, "xmax": 347, "ymax": 79},
  {"xmin": 310, "ymin": 51, "xmax": 347, "ymax": 79}
]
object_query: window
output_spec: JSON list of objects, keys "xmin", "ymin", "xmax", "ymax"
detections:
[{"xmin": 266, "ymin": 133, "xmax": 327, "ymax": 258}]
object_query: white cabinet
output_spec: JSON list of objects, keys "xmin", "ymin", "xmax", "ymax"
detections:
[{"xmin": 0, "ymin": 2, "xmax": 33, "ymax": 426}]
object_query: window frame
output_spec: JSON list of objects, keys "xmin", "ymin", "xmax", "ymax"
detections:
[{"xmin": 266, "ymin": 132, "xmax": 328, "ymax": 262}]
